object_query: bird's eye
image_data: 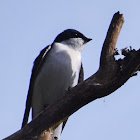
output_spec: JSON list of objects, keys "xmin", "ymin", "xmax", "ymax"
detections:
[{"xmin": 75, "ymin": 33, "xmax": 78, "ymax": 36}]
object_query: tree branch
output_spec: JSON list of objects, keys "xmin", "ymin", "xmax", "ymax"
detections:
[{"xmin": 4, "ymin": 11, "xmax": 140, "ymax": 140}]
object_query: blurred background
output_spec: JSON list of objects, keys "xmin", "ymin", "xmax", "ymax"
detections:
[{"xmin": 0, "ymin": 1, "xmax": 140, "ymax": 140}]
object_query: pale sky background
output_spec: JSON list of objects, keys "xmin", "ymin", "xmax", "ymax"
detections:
[{"xmin": 0, "ymin": 1, "xmax": 140, "ymax": 140}]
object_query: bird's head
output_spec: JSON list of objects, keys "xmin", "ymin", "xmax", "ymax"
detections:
[{"xmin": 53, "ymin": 29, "xmax": 92, "ymax": 52}]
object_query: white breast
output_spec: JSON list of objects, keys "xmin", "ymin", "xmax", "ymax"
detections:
[{"xmin": 32, "ymin": 42, "xmax": 82, "ymax": 117}]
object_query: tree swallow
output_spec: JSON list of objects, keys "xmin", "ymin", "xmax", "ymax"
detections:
[{"xmin": 22, "ymin": 29, "xmax": 92, "ymax": 140}]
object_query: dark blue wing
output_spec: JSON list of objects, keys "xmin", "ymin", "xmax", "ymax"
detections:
[{"xmin": 21, "ymin": 45, "xmax": 51, "ymax": 128}]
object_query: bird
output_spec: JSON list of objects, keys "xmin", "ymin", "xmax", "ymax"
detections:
[{"xmin": 22, "ymin": 29, "xmax": 92, "ymax": 140}]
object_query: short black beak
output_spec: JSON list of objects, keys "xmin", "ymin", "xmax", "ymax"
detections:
[
  {"xmin": 87, "ymin": 38, "xmax": 92, "ymax": 42},
  {"xmin": 84, "ymin": 37, "xmax": 92, "ymax": 43}
]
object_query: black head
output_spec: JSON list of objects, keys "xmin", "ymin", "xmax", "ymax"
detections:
[{"xmin": 54, "ymin": 29, "xmax": 92, "ymax": 43}]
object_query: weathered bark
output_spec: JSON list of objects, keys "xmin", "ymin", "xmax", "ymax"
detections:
[{"xmin": 4, "ymin": 11, "xmax": 140, "ymax": 140}]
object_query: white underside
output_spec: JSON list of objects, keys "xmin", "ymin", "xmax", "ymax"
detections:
[{"xmin": 32, "ymin": 42, "xmax": 82, "ymax": 139}]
